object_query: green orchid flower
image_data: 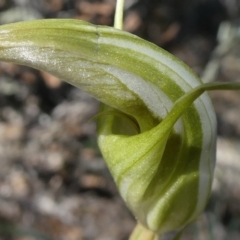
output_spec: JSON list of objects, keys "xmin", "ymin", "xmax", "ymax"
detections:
[{"xmin": 0, "ymin": 5, "xmax": 239, "ymax": 239}]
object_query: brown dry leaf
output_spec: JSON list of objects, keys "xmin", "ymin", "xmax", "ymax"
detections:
[
  {"xmin": 0, "ymin": 123, "xmax": 24, "ymax": 141},
  {"xmin": 21, "ymin": 70, "xmax": 37, "ymax": 84},
  {"xmin": 124, "ymin": 11, "xmax": 142, "ymax": 32},
  {"xmin": 80, "ymin": 174, "xmax": 107, "ymax": 188},
  {"xmin": 61, "ymin": 225, "xmax": 83, "ymax": 240},
  {"xmin": 159, "ymin": 22, "xmax": 180, "ymax": 44},
  {"xmin": 47, "ymin": 0, "xmax": 64, "ymax": 12},
  {"xmin": 41, "ymin": 71, "xmax": 62, "ymax": 88},
  {"xmin": 7, "ymin": 170, "xmax": 30, "ymax": 198},
  {"xmin": 77, "ymin": 1, "xmax": 114, "ymax": 16},
  {"xmin": 80, "ymin": 148, "xmax": 97, "ymax": 161}
]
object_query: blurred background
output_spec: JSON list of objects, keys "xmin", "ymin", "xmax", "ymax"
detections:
[{"xmin": 0, "ymin": 0, "xmax": 239, "ymax": 239}]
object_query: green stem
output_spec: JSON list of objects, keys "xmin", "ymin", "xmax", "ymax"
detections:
[
  {"xmin": 114, "ymin": 0, "xmax": 125, "ymax": 30},
  {"xmin": 129, "ymin": 223, "xmax": 159, "ymax": 240}
]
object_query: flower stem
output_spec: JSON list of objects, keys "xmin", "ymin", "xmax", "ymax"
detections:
[
  {"xmin": 129, "ymin": 223, "xmax": 159, "ymax": 240},
  {"xmin": 114, "ymin": 0, "xmax": 125, "ymax": 30}
]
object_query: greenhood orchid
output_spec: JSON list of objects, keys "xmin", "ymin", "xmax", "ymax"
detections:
[{"xmin": 0, "ymin": 6, "xmax": 239, "ymax": 240}]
